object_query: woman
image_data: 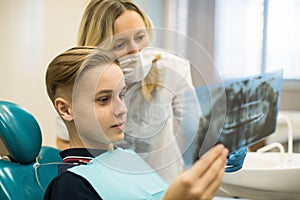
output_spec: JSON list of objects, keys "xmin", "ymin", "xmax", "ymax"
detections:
[{"xmin": 45, "ymin": 46, "xmax": 229, "ymax": 200}]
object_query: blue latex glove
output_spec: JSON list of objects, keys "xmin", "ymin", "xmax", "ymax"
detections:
[{"xmin": 225, "ymin": 147, "xmax": 247, "ymax": 172}]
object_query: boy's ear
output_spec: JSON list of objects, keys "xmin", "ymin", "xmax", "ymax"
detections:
[{"xmin": 54, "ymin": 98, "xmax": 73, "ymax": 121}]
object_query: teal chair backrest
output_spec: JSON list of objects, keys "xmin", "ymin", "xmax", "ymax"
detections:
[{"xmin": 0, "ymin": 101, "xmax": 62, "ymax": 200}]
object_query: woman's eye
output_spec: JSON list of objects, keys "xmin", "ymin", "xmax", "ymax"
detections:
[
  {"xmin": 135, "ymin": 34, "xmax": 146, "ymax": 42},
  {"xmin": 112, "ymin": 42, "xmax": 125, "ymax": 50}
]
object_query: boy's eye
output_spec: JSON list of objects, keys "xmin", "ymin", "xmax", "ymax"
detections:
[
  {"xmin": 119, "ymin": 89, "xmax": 127, "ymax": 99},
  {"xmin": 119, "ymin": 93, "xmax": 125, "ymax": 100},
  {"xmin": 97, "ymin": 96, "xmax": 110, "ymax": 104}
]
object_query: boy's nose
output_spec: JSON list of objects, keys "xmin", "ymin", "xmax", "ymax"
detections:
[{"xmin": 113, "ymin": 101, "xmax": 127, "ymax": 118}]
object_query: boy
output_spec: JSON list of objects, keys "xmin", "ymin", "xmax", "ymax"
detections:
[{"xmin": 44, "ymin": 46, "xmax": 228, "ymax": 200}]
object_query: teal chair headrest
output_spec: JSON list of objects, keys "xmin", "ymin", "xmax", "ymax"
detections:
[
  {"xmin": 0, "ymin": 101, "xmax": 62, "ymax": 200},
  {"xmin": 0, "ymin": 101, "xmax": 42, "ymax": 164}
]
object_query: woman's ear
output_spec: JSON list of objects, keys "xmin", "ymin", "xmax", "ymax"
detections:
[{"xmin": 55, "ymin": 98, "xmax": 73, "ymax": 121}]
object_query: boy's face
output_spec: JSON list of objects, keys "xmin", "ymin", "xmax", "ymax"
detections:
[{"xmin": 73, "ymin": 62, "xmax": 127, "ymax": 148}]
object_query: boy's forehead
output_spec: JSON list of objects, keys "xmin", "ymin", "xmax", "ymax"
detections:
[
  {"xmin": 77, "ymin": 64, "xmax": 108, "ymax": 83},
  {"xmin": 74, "ymin": 63, "xmax": 124, "ymax": 94},
  {"xmin": 98, "ymin": 63, "xmax": 123, "ymax": 83},
  {"xmin": 73, "ymin": 64, "xmax": 108, "ymax": 95}
]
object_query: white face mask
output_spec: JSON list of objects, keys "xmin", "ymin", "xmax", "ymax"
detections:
[{"xmin": 118, "ymin": 48, "xmax": 155, "ymax": 83}]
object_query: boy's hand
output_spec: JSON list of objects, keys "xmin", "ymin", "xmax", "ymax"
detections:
[{"xmin": 163, "ymin": 144, "xmax": 229, "ymax": 200}]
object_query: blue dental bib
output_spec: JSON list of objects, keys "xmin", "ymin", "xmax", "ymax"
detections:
[{"xmin": 68, "ymin": 148, "xmax": 168, "ymax": 200}]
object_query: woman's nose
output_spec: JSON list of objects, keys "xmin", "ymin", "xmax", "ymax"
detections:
[{"xmin": 127, "ymin": 41, "xmax": 140, "ymax": 55}]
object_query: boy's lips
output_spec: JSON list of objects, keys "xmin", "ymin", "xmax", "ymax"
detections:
[{"xmin": 111, "ymin": 122, "xmax": 125, "ymax": 130}]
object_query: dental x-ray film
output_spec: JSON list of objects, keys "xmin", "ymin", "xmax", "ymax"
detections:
[{"xmin": 190, "ymin": 69, "xmax": 283, "ymax": 162}]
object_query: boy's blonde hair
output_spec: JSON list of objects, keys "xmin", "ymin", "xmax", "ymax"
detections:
[{"xmin": 45, "ymin": 46, "xmax": 115, "ymax": 105}]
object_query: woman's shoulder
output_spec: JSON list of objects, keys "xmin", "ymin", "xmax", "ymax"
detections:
[
  {"xmin": 150, "ymin": 47, "xmax": 189, "ymax": 65},
  {"xmin": 149, "ymin": 47, "xmax": 191, "ymax": 79}
]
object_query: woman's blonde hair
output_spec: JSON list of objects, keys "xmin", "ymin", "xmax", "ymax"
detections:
[
  {"xmin": 45, "ymin": 46, "xmax": 115, "ymax": 104},
  {"xmin": 78, "ymin": 0, "xmax": 152, "ymax": 46},
  {"xmin": 78, "ymin": 0, "xmax": 161, "ymax": 101}
]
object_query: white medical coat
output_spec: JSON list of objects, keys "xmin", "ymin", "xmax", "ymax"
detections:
[{"xmin": 118, "ymin": 47, "xmax": 200, "ymax": 183}]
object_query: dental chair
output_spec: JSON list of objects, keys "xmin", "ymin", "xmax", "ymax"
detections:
[{"xmin": 0, "ymin": 101, "xmax": 62, "ymax": 200}]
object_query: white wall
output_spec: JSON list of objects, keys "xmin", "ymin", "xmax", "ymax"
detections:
[
  {"xmin": 0, "ymin": 0, "xmax": 164, "ymax": 149},
  {"xmin": 0, "ymin": 0, "xmax": 88, "ymax": 148}
]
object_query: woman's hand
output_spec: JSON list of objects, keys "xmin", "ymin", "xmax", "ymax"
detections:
[{"xmin": 163, "ymin": 144, "xmax": 229, "ymax": 200}]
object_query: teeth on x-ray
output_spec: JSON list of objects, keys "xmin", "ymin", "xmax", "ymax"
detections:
[
  {"xmin": 223, "ymin": 100, "xmax": 267, "ymax": 132},
  {"xmin": 191, "ymin": 70, "xmax": 283, "ymax": 163}
]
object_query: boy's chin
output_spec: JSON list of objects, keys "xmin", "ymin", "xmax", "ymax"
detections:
[{"xmin": 111, "ymin": 133, "xmax": 125, "ymax": 144}]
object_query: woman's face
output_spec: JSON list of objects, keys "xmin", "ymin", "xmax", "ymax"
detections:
[
  {"xmin": 73, "ymin": 62, "xmax": 127, "ymax": 148},
  {"xmin": 112, "ymin": 10, "xmax": 150, "ymax": 57}
]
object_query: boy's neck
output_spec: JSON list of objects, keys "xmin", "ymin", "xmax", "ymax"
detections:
[{"xmin": 67, "ymin": 123, "xmax": 114, "ymax": 151}]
